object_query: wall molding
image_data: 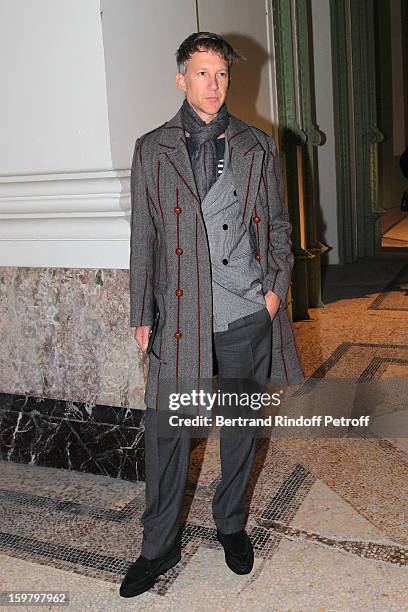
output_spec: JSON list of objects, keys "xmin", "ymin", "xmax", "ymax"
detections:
[
  {"xmin": 0, "ymin": 169, "xmax": 132, "ymax": 268},
  {"xmin": 0, "ymin": 169, "xmax": 131, "ymax": 218}
]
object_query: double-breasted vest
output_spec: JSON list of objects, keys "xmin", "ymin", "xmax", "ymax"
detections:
[
  {"xmin": 199, "ymin": 127, "xmax": 266, "ymax": 332},
  {"xmin": 129, "ymin": 107, "xmax": 305, "ymax": 409}
]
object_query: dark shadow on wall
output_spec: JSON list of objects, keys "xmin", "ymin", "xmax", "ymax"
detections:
[
  {"xmin": 305, "ymin": 0, "xmax": 329, "ymax": 274},
  {"xmin": 219, "ymin": 33, "xmax": 274, "ymax": 135}
]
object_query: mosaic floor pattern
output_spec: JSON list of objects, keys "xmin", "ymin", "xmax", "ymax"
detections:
[{"xmin": 1, "ymin": 253, "xmax": 408, "ymax": 610}]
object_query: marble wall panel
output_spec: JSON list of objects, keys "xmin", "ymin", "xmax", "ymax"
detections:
[
  {"xmin": 0, "ymin": 267, "xmax": 146, "ymax": 409},
  {"xmin": 0, "ymin": 267, "xmax": 148, "ymax": 480}
]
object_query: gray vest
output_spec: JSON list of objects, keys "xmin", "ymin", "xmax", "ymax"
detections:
[{"xmin": 201, "ymin": 130, "xmax": 266, "ymax": 332}]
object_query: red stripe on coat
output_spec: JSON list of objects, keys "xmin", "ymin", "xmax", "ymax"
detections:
[
  {"xmin": 278, "ymin": 311, "xmax": 289, "ymax": 385},
  {"xmin": 195, "ymin": 216, "xmax": 201, "ymax": 378},
  {"xmin": 156, "ymin": 160, "xmax": 165, "ymax": 223},
  {"xmin": 165, "ymin": 153, "xmax": 200, "ymax": 203},
  {"xmin": 242, "ymin": 152, "xmax": 255, "ymax": 222}
]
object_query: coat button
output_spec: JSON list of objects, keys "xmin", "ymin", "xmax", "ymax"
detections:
[
  {"xmin": 255, "ymin": 254, "xmax": 261, "ymax": 261},
  {"xmin": 173, "ymin": 206, "xmax": 182, "ymax": 214},
  {"xmin": 222, "ymin": 258, "xmax": 228, "ymax": 265},
  {"xmin": 175, "ymin": 289, "xmax": 183, "ymax": 297},
  {"xmin": 253, "ymin": 216, "xmax": 261, "ymax": 224},
  {"xmin": 222, "ymin": 224, "xmax": 228, "ymax": 230},
  {"xmin": 174, "ymin": 331, "xmax": 182, "ymax": 340},
  {"xmin": 175, "ymin": 247, "xmax": 183, "ymax": 255},
  {"xmin": 233, "ymin": 190, "xmax": 237, "ymax": 196}
]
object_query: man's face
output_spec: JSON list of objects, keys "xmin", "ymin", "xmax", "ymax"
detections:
[{"xmin": 176, "ymin": 49, "xmax": 229, "ymax": 124}]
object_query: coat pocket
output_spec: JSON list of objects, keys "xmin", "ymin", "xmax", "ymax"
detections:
[
  {"xmin": 148, "ymin": 349, "xmax": 167, "ymax": 365},
  {"xmin": 146, "ymin": 299, "xmax": 160, "ymax": 355},
  {"xmin": 147, "ymin": 296, "xmax": 167, "ymax": 363}
]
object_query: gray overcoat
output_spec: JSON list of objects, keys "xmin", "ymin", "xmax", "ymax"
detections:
[{"xmin": 129, "ymin": 107, "xmax": 305, "ymax": 409}]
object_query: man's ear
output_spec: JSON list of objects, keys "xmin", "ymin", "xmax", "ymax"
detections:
[{"xmin": 176, "ymin": 72, "xmax": 186, "ymax": 93}]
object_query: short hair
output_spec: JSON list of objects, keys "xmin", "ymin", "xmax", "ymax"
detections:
[{"xmin": 176, "ymin": 32, "xmax": 243, "ymax": 74}]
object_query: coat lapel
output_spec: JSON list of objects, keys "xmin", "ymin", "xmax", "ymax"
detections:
[
  {"xmin": 158, "ymin": 108, "xmax": 202, "ymax": 216},
  {"xmin": 157, "ymin": 109, "xmax": 265, "ymax": 223},
  {"xmin": 227, "ymin": 116, "xmax": 265, "ymax": 227}
]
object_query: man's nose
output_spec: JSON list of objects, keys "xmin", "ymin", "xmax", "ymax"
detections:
[{"xmin": 208, "ymin": 75, "xmax": 219, "ymax": 90}]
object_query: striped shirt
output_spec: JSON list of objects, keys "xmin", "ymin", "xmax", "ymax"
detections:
[
  {"xmin": 215, "ymin": 137, "xmax": 225, "ymax": 176},
  {"xmin": 185, "ymin": 137, "xmax": 226, "ymax": 178}
]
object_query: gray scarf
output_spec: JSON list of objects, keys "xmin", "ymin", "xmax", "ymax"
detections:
[{"xmin": 181, "ymin": 98, "xmax": 229, "ymax": 202}]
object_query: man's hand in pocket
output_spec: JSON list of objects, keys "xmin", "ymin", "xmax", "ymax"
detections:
[{"xmin": 264, "ymin": 290, "xmax": 280, "ymax": 320}]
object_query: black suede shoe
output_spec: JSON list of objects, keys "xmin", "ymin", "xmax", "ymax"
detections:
[
  {"xmin": 119, "ymin": 541, "xmax": 181, "ymax": 598},
  {"xmin": 216, "ymin": 529, "xmax": 254, "ymax": 575}
]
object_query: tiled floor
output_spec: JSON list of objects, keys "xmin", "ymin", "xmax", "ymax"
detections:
[
  {"xmin": 382, "ymin": 210, "xmax": 408, "ymax": 248},
  {"xmin": 380, "ymin": 207, "xmax": 406, "ymax": 233},
  {"xmin": 1, "ymin": 253, "xmax": 408, "ymax": 611}
]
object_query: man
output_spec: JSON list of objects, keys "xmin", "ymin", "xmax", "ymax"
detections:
[{"xmin": 120, "ymin": 32, "xmax": 304, "ymax": 598}]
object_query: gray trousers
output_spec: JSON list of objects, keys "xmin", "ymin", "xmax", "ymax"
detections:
[{"xmin": 141, "ymin": 307, "xmax": 272, "ymax": 559}]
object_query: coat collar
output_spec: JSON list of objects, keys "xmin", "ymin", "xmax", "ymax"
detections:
[{"xmin": 158, "ymin": 107, "xmax": 265, "ymax": 225}]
